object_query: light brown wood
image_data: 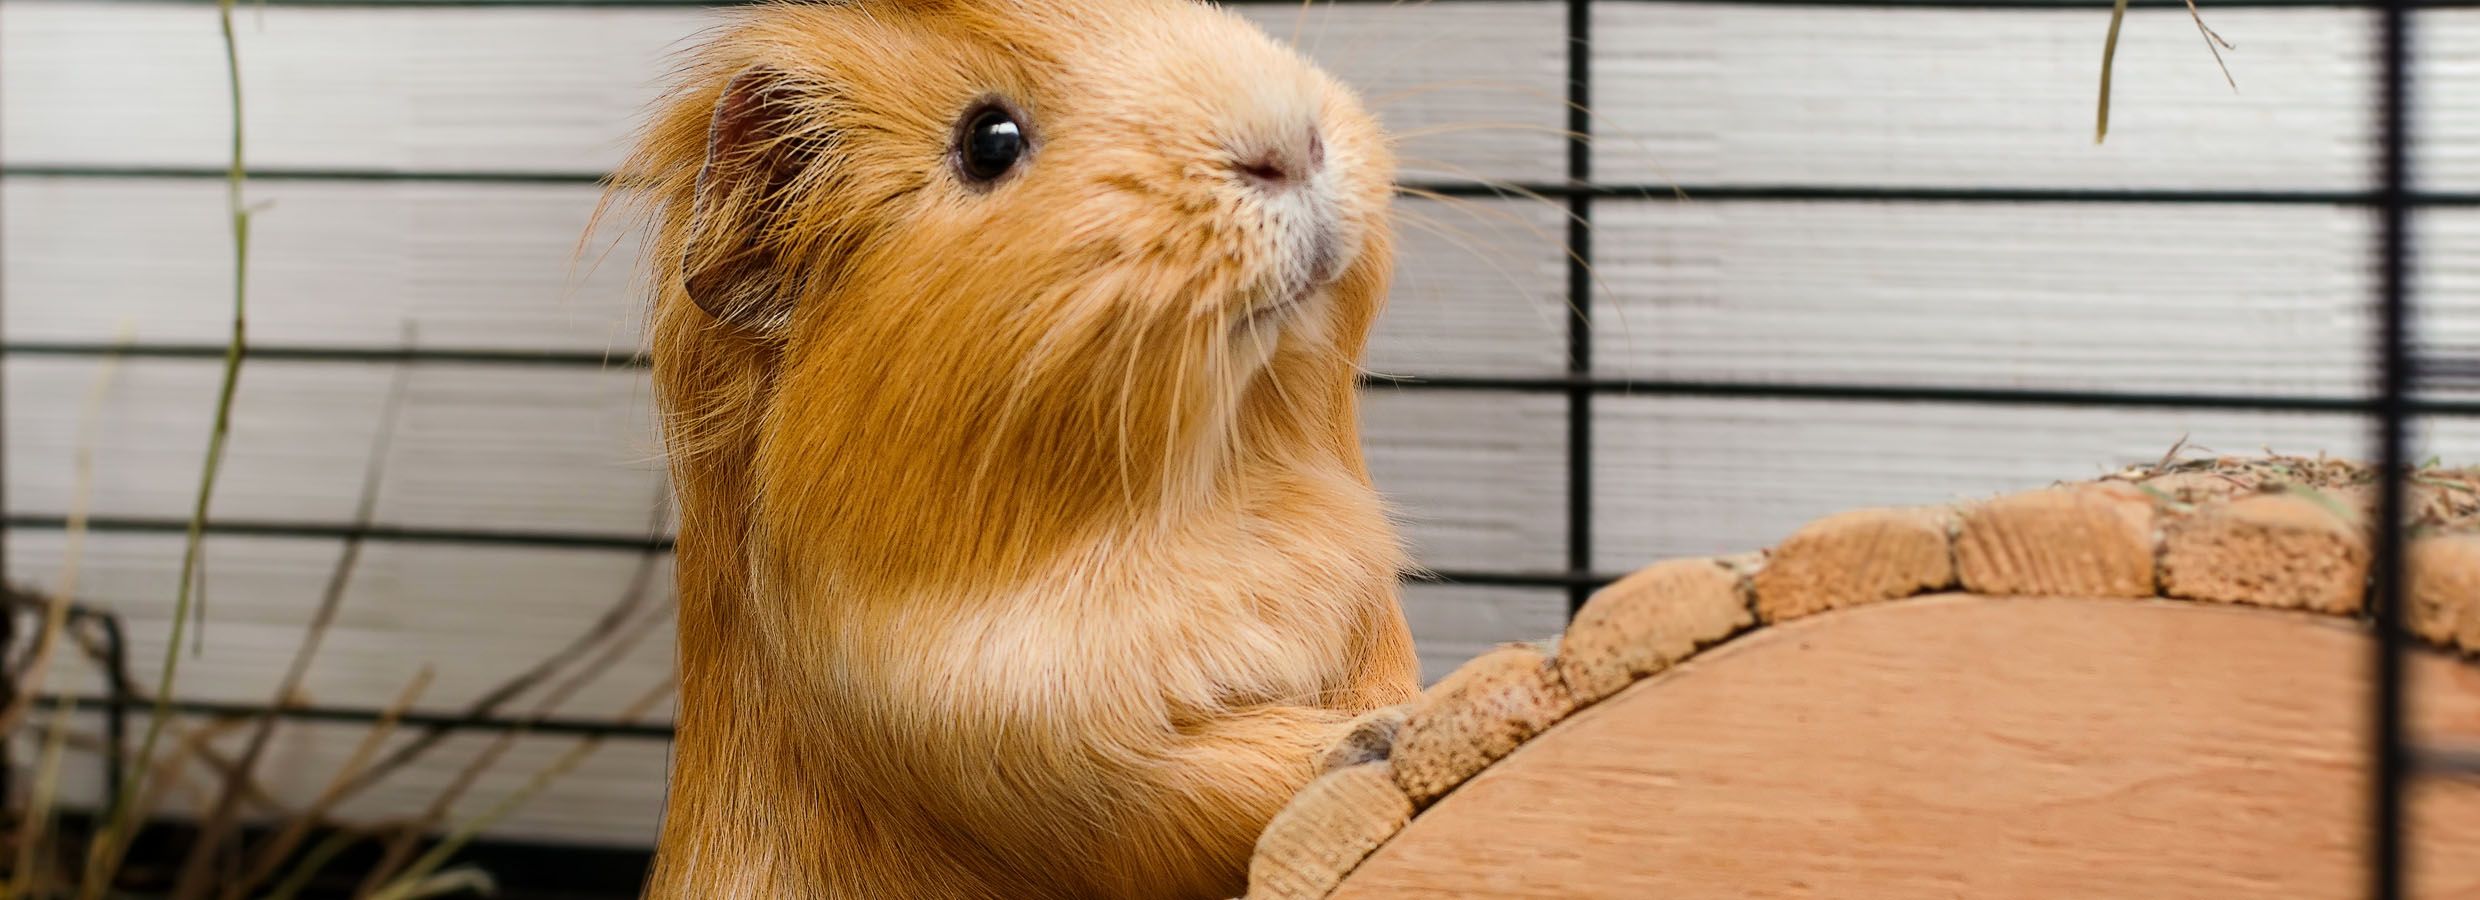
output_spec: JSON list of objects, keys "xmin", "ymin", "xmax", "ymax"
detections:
[
  {"xmin": 1558, "ymin": 558, "xmax": 1753, "ymax": 705},
  {"xmin": 1246, "ymin": 763, "xmax": 1416, "ymax": 900},
  {"xmin": 1751, "ymin": 507, "xmax": 1955, "ymax": 624},
  {"xmin": 1388, "ymin": 644, "xmax": 1575, "ymax": 807},
  {"xmin": 1329, "ymin": 595, "xmax": 2480, "ymax": 900},
  {"xmin": 1955, "ymin": 484, "xmax": 2157, "ymax": 598},
  {"xmin": 2162, "ymin": 493, "xmax": 2370, "ymax": 614}
]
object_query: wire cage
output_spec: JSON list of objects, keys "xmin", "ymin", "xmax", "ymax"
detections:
[{"xmin": 0, "ymin": 0, "xmax": 2460, "ymax": 895}]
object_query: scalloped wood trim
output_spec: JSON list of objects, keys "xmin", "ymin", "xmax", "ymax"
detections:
[
  {"xmin": 1242, "ymin": 457, "xmax": 2480, "ymax": 899},
  {"xmin": 1750, "ymin": 507, "xmax": 1953, "ymax": 624},
  {"xmin": 1559, "ymin": 558, "xmax": 1752, "ymax": 705},
  {"xmin": 1246, "ymin": 763, "xmax": 1413, "ymax": 900}
]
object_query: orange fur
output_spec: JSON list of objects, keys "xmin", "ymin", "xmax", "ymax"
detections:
[{"xmin": 602, "ymin": 2, "xmax": 1418, "ymax": 897}]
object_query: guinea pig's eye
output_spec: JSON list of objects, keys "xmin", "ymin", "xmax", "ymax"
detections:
[{"xmin": 955, "ymin": 103, "xmax": 1027, "ymax": 185}]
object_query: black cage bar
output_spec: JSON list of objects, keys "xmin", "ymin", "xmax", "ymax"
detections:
[{"xmin": 0, "ymin": 0, "xmax": 2460, "ymax": 895}]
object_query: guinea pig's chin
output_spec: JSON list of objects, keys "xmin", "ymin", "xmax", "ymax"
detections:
[{"xmin": 1229, "ymin": 284, "xmax": 1330, "ymax": 353}]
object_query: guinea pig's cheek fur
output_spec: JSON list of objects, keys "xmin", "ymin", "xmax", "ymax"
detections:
[{"xmin": 1302, "ymin": 189, "xmax": 1351, "ymax": 286}]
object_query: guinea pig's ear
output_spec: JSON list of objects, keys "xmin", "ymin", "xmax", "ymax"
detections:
[{"xmin": 681, "ymin": 66, "xmax": 816, "ymax": 332}]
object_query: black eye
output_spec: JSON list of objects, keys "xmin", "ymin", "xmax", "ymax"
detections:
[{"xmin": 958, "ymin": 105, "xmax": 1026, "ymax": 184}]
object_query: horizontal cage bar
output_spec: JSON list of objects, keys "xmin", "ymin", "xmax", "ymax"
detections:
[
  {"xmin": 6, "ymin": 167, "xmax": 2464, "ymax": 207},
  {"xmin": 33, "ymin": 0, "xmax": 2480, "ymax": 9}
]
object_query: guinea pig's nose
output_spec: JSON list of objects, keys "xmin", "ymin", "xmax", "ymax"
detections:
[{"xmin": 1233, "ymin": 125, "xmax": 1325, "ymax": 191}]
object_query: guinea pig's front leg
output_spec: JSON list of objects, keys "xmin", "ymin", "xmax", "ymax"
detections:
[
  {"xmin": 1315, "ymin": 702, "xmax": 1418, "ymax": 773},
  {"xmin": 1107, "ymin": 703, "xmax": 1375, "ymax": 900},
  {"xmin": 1309, "ymin": 594, "xmax": 1423, "ymax": 773}
]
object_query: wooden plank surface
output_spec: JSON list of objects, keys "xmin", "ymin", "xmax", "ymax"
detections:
[
  {"xmin": 9, "ymin": 531, "xmax": 674, "ymax": 720},
  {"xmin": 2, "ymin": 357, "xmax": 665, "ymax": 533},
  {"xmin": 1594, "ymin": 201, "xmax": 2414, "ymax": 395},
  {"xmin": 0, "ymin": 0, "xmax": 1562, "ymax": 182},
  {"xmin": 1591, "ymin": 396, "xmax": 2480, "ymax": 572},
  {"xmin": 0, "ymin": 177, "xmax": 649, "ymax": 352},
  {"xmin": 0, "ymin": 179, "xmax": 1568, "ymax": 375},
  {"xmin": 1332, "ymin": 595, "xmax": 2480, "ymax": 899},
  {"xmin": 1400, "ymin": 585, "xmax": 1569, "ymax": 684},
  {"xmin": 23, "ymin": 359, "xmax": 2480, "ymax": 575},
  {"xmin": 16, "ymin": 2, "xmax": 2475, "ymax": 190},
  {"xmin": 16, "ymin": 712, "xmax": 674, "ymax": 846},
  {"xmin": 1593, "ymin": 6, "xmax": 2384, "ymax": 189},
  {"xmin": 3, "ymin": 543, "xmax": 1552, "ymax": 719}
]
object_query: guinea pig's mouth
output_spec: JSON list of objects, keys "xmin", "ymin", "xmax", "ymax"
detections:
[{"xmin": 1234, "ymin": 220, "xmax": 1346, "ymax": 335}]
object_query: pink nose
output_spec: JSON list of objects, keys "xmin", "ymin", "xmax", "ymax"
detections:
[{"xmin": 1234, "ymin": 126, "xmax": 1325, "ymax": 190}]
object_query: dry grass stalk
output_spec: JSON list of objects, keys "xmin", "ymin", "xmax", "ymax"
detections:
[
  {"xmin": 170, "ymin": 354, "xmax": 412, "ymax": 900},
  {"xmin": 2095, "ymin": 0, "xmax": 2237, "ymax": 143},
  {"xmin": 353, "ymin": 594, "xmax": 675, "ymax": 894},
  {"xmin": 361, "ymin": 679, "xmax": 676, "ymax": 900},
  {"xmin": 3, "ymin": 348, "xmax": 121, "ymax": 898},
  {"xmin": 225, "ymin": 666, "xmax": 437, "ymax": 900},
  {"xmin": 80, "ymin": 0, "xmax": 256, "ymax": 883},
  {"xmin": 0, "ymin": 345, "xmax": 124, "ymax": 736},
  {"xmin": 12, "ymin": 695, "xmax": 82, "ymax": 896},
  {"xmin": 326, "ymin": 486, "xmax": 671, "ymax": 803}
]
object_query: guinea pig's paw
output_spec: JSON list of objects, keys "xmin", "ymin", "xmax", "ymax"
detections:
[{"xmin": 1316, "ymin": 703, "xmax": 1416, "ymax": 774}]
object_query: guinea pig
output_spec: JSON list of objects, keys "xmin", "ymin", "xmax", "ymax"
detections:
[{"xmin": 605, "ymin": 0, "xmax": 1419, "ymax": 897}]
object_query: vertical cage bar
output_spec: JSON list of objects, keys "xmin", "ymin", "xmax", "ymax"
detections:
[
  {"xmin": 96, "ymin": 611, "xmax": 129, "ymax": 806},
  {"xmin": 2371, "ymin": 0, "xmax": 2415, "ymax": 894},
  {"xmin": 1564, "ymin": 0, "xmax": 1596, "ymax": 618}
]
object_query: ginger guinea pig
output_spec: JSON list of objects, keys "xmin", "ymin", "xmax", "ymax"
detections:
[{"xmin": 607, "ymin": 1, "xmax": 1418, "ymax": 897}]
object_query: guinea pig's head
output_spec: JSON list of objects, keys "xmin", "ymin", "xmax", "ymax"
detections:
[{"xmin": 625, "ymin": 0, "xmax": 1395, "ymax": 584}]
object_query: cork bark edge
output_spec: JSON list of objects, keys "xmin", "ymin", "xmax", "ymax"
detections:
[{"xmin": 1244, "ymin": 457, "xmax": 2480, "ymax": 900}]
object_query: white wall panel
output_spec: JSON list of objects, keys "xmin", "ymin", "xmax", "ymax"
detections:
[
  {"xmin": 1375, "ymin": 197, "xmax": 1570, "ymax": 376},
  {"xmin": 1593, "ymin": 397, "xmax": 2480, "ymax": 572},
  {"xmin": 1364, "ymin": 388, "xmax": 1569, "ymax": 572},
  {"xmin": 1400, "ymin": 583, "xmax": 1566, "ymax": 684},
  {"xmin": 5, "ymin": 354, "xmax": 1555, "ymax": 573},
  {"xmin": 7, "ymin": 531, "xmax": 1543, "ymax": 715},
  {"xmin": 10, "ymin": 532, "xmax": 674, "ymax": 720},
  {"xmin": 1, "ymin": 179, "xmax": 1567, "ymax": 374},
  {"xmin": 1592, "ymin": 199, "xmax": 2381, "ymax": 394},
  {"xmin": 1594, "ymin": 5, "xmax": 2376, "ymax": 190},
  {"xmin": 0, "ymin": 0, "xmax": 1560, "ymax": 182},
  {"xmin": 3, "ymin": 357, "xmax": 665, "ymax": 532},
  {"xmin": 1, "ymin": 177, "xmax": 647, "ymax": 352},
  {"xmin": 19, "ymin": 713, "xmax": 673, "ymax": 846},
  {"xmin": 2415, "ymin": 10, "xmax": 2480, "ymax": 191}
]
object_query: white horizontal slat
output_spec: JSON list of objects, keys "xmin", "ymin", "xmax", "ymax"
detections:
[
  {"xmin": 6, "ymin": 578, "xmax": 1546, "ymax": 844},
  {"xmin": 2416, "ymin": 11, "xmax": 2480, "ymax": 191},
  {"xmin": 3, "ymin": 531, "xmax": 1527, "ymax": 711},
  {"xmin": 1400, "ymin": 583, "xmax": 1566, "ymax": 684},
  {"xmin": 1374, "ymin": 197, "xmax": 1570, "ymax": 377},
  {"xmin": 3, "ymin": 357, "xmax": 663, "ymax": 532},
  {"xmin": 1232, "ymin": 2, "xmax": 1565, "ymax": 185},
  {"xmin": 11, "ymin": 532, "xmax": 674, "ymax": 721},
  {"xmin": 0, "ymin": 3, "xmax": 691, "ymax": 173},
  {"xmin": 1591, "ymin": 199, "xmax": 2387, "ymax": 394},
  {"xmin": 1, "ymin": 177, "xmax": 1567, "ymax": 374},
  {"xmin": 1593, "ymin": 5, "xmax": 2377, "ymax": 189},
  {"xmin": 1363, "ymin": 389, "xmax": 1569, "ymax": 571},
  {"xmin": 0, "ymin": 177, "xmax": 646, "ymax": 353},
  {"xmin": 2420, "ymin": 213, "xmax": 2480, "ymax": 372},
  {"xmin": 5, "ymin": 353, "xmax": 1545, "ymax": 571},
  {"xmin": 0, "ymin": 1, "xmax": 1559, "ymax": 182},
  {"xmin": 21, "ymin": 713, "xmax": 672, "ymax": 846},
  {"xmin": 1592, "ymin": 396, "xmax": 2480, "ymax": 572}
]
